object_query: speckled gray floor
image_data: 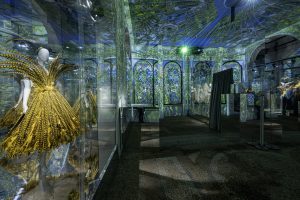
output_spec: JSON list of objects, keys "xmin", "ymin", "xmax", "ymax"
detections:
[{"xmin": 100, "ymin": 117, "xmax": 300, "ymax": 200}]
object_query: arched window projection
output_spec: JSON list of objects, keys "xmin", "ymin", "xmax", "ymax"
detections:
[
  {"xmin": 193, "ymin": 62, "xmax": 212, "ymax": 85},
  {"xmin": 163, "ymin": 61, "xmax": 182, "ymax": 105},
  {"xmin": 192, "ymin": 61, "xmax": 212, "ymax": 104},
  {"xmin": 134, "ymin": 60, "xmax": 153, "ymax": 104},
  {"xmin": 222, "ymin": 60, "xmax": 242, "ymax": 83},
  {"xmin": 100, "ymin": 60, "xmax": 116, "ymax": 104}
]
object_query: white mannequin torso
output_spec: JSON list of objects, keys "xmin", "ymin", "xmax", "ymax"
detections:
[{"xmin": 15, "ymin": 48, "xmax": 49, "ymax": 113}]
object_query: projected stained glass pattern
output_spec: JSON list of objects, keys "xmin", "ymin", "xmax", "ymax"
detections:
[
  {"xmin": 134, "ymin": 60, "xmax": 153, "ymax": 104},
  {"xmin": 164, "ymin": 61, "xmax": 182, "ymax": 105},
  {"xmin": 222, "ymin": 61, "xmax": 242, "ymax": 83}
]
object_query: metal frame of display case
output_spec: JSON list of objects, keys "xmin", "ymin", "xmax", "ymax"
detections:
[{"xmin": 249, "ymin": 55, "xmax": 300, "ymax": 75}]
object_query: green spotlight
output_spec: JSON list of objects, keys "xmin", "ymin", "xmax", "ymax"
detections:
[{"xmin": 180, "ymin": 46, "xmax": 189, "ymax": 54}]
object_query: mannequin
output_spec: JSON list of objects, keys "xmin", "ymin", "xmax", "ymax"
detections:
[
  {"xmin": 13, "ymin": 77, "xmax": 32, "ymax": 114},
  {"xmin": 0, "ymin": 48, "xmax": 79, "ymax": 198},
  {"xmin": 21, "ymin": 48, "xmax": 49, "ymax": 113},
  {"xmin": 0, "ymin": 48, "xmax": 49, "ymax": 128},
  {"xmin": 37, "ymin": 47, "xmax": 49, "ymax": 73},
  {"xmin": 18, "ymin": 48, "xmax": 49, "ymax": 113},
  {"xmin": 35, "ymin": 48, "xmax": 50, "ymax": 194},
  {"xmin": 0, "ymin": 48, "xmax": 80, "ymax": 157}
]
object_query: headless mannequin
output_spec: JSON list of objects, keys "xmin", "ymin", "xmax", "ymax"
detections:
[
  {"xmin": 37, "ymin": 48, "xmax": 52, "ymax": 195},
  {"xmin": 14, "ymin": 48, "xmax": 49, "ymax": 113},
  {"xmin": 37, "ymin": 48, "xmax": 49, "ymax": 73}
]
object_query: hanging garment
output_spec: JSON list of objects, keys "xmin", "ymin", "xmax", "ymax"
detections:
[
  {"xmin": 209, "ymin": 69, "xmax": 233, "ymax": 131},
  {"xmin": 0, "ymin": 50, "xmax": 80, "ymax": 157},
  {"xmin": 73, "ymin": 90, "xmax": 97, "ymax": 125}
]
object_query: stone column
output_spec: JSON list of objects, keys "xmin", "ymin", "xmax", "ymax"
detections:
[
  {"xmin": 188, "ymin": 55, "xmax": 193, "ymax": 115},
  {"xmin": 182, "ymin": 54, "xmax": 189, "ymax": 116},
  {"xmin": 130, "ymin": 52, "xmax": 137, "ymax": 119},
  {"xmin": 158, "ymin": 45, "xmax": 164, "ymax": 119}
]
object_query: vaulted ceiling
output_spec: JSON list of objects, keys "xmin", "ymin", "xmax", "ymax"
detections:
[
  {"xmin": 129, "ymin": 0, "xmax": 300, "ymax": 48},
  {"xmin": 0, "ymin": 0, "xmax": 299, "ymax": 49}
]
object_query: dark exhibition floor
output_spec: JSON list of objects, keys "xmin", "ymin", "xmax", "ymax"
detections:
[{"xmin": 100, "ymin": 117, "xmax": 300, "ymax": 200}]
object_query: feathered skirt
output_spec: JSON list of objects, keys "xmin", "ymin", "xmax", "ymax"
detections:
[
  {"xmin": 1, "ymin": 86, "xmax": 80, "ymax": 157},
  {"xmin": 0, "ymin": 103, "xmax": 23, "ymax": 128}
]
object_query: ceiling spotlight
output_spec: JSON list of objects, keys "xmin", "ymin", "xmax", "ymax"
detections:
[{"xmin": 180, "ymin": 46, "xmax": 189, "ymax": 54}]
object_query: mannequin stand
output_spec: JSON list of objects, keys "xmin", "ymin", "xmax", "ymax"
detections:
[{"xmin": 247, "ymin": 95, "xmax": 280, "ymax": 151}]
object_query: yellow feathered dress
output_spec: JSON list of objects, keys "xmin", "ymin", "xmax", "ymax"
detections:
[
  {"xmin": 0, "ymin": 50, "xmax": 80, "ymax": 157},
  {"xmin": 0, "ymin": 104, "xmax": 22, "ymax": 128}
]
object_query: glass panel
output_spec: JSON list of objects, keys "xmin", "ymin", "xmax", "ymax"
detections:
[
  {"xmin": 0, "ymin": 0, "xmax": 117, "ymax": 199},
  {"xmin": 98, "ymin": 56, "xmax": 116, "ymax": 177}
]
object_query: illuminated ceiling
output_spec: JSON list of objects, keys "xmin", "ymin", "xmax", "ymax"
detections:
[
  {"xmin": 0, "ymin": 0, "xmax": 299, "ymax": 48},
  {"xmin": 129, "ymin": 0, "xmax": 300, "ymax": 48}
]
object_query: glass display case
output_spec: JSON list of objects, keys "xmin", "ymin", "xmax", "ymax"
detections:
[
  {"xmin": 0, "ymin": 1, "xmax": 118, "ymax": 199},
  {"xmin": 246, "ymin": 40, "xmax": 300, "ymax": 145},
  {"xmin": 263, "ymin": 56, "xmax": 300, "ymax": 136}
]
